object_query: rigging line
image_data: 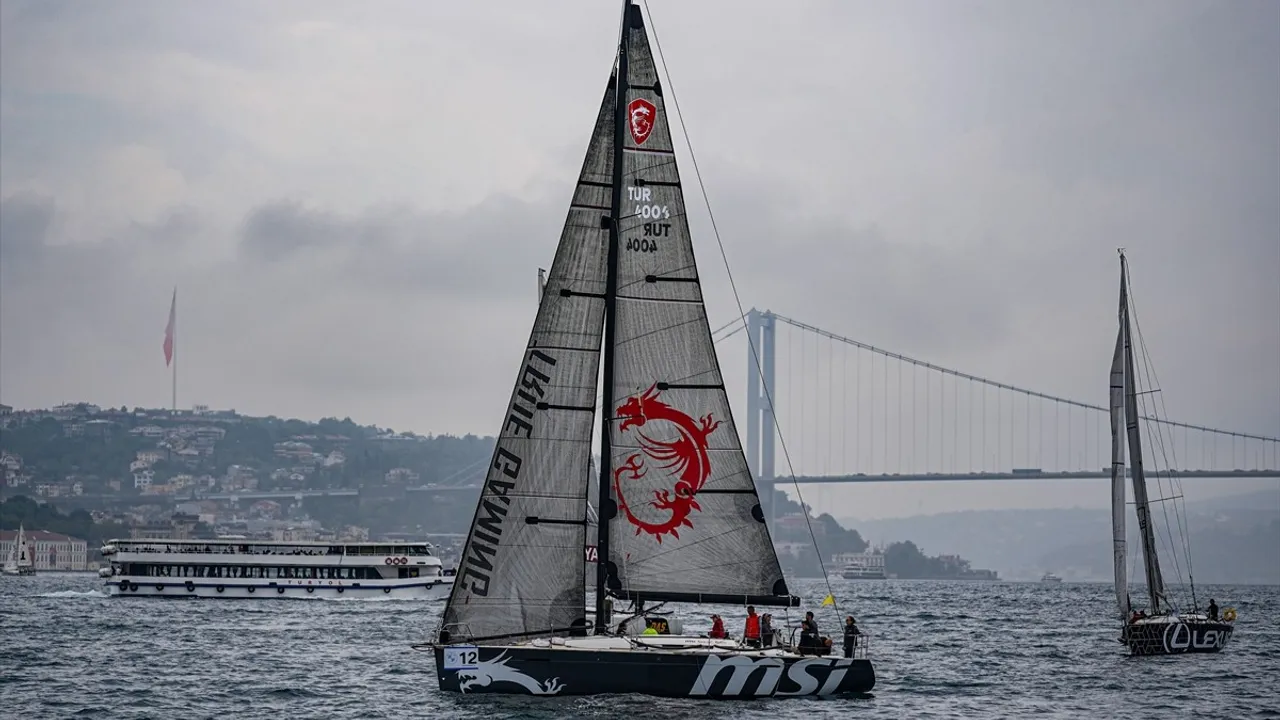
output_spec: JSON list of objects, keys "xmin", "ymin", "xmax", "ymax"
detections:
[
  {"xmin": 709, "ymin": 311, "xmax": 750, "ymax": 341},
  {"xmin": 767, "ymin": 312, "xmax": 1280, "ymax": 444},
  {"xmin": 1128, "ymin": 273, "xmax": 1197, "ymax": 605},
  {"xmin": 1126, "ymin": 272, "xmax": 1188, "ymax": 601},
  {"xmin": 641, "ymin": 0, "xmax": 840, "ymax": 616}
]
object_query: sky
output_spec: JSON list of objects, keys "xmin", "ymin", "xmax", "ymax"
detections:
[{"xmin": 2, "ymin": 0, "xmax": 1277, "ymax": 518}]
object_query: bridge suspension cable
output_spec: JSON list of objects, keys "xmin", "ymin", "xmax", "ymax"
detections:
[{"xmin": 764, "ymin": 310, "xmax": 1279, "ymax": 445}]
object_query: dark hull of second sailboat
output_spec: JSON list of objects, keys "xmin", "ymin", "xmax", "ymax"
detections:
[
  {"xmin": 1122, "ymin": 620, "xmax": 1234, "ymax": 656},
  {"xmin": 431, "ymin": 643, "xmax": 875, "ymax": 698}
]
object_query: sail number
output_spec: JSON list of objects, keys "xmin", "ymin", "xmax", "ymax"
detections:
[
  {"xmin": 626, "ymin": 222, "xmax": 672, "ymax": 253},
  {"xmin": 634, "ymin": 204, "xmax": 670, "ymax": 220},
  {"xmin": 627, "ymin": 186, "xmax": 671, "ymax": 221},
  {"xmin": 626, "ymin": 237, "xmax": 659, "ymax": 253},
  {"xmin": 442, "ymin": 645, "xmax": 480, "ymax": 670}
]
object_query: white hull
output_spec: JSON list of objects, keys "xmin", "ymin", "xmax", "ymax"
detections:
[
  {"xmin": 840, "ymin": 571, "xmax": 887, "ymax": 580},
  {"xmin": 107, "ymin": 576, "xmax": 452, "ymax": 599}
]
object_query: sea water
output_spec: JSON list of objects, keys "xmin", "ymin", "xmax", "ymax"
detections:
[{"xmin": 2, "ymin": 573, "xmax": 1276, "ymax": 719}]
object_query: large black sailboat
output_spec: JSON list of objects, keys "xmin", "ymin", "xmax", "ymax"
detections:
[
  {"xmin": 1109, "ymin": 250, "xmax": 1237, "ymax": 656},
  {"xmin": 422, "ymin": 1, "xmax": 875, "ymax": 698}
]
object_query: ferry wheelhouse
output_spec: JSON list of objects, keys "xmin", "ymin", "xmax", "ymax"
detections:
[{"xmin": 99, "ymin": 538, "xmax": 454, "ymax": 599}]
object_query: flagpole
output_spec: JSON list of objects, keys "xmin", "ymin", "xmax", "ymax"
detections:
[{"xmin": 171, "ymin": 286, "xmax": 177, "ymax": 415}]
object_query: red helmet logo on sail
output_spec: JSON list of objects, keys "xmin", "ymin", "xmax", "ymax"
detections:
[
  {"xmin": 627, "ymin": 98, "xmax": 656, "ymax": 145},
  {"xmin": 612, "ymin": 383, "xmax": 720, "ymax": 542}
]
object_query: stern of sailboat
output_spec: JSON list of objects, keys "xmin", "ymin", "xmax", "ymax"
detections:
[{"xmin": 1121, "ymin": 616, "xmax": 1235, "ymax": 656}]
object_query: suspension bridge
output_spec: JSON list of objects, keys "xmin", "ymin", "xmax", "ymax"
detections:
[
  {"xmin": 722, "ymin": 310, "xmax": 1280, "ymax": 489},
  {"xmin": 412, "ymin": 308, "xmax": 1278, "ymax": 499}
]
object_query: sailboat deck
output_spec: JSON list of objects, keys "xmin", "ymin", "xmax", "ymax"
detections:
[{"xmin": 497, "ymin": 634, "xmax": 869, "ymax": 660}]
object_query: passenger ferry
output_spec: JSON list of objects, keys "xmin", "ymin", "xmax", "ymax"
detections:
[
  {"xmin": 838, "ymin": 548, "xmax": 888, "ymax": 580},
  {"xmin": 98, "ymin": 538, "xmax": 454, "ymax": 599}
]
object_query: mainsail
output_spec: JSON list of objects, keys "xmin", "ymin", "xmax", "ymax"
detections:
[
  {"xmin": 440, "ymin": 78, "xmax": 615, "ymax": 644},
  {"xmin": 1118, "ymin": 252, "xmax": 1165, "ymax": 612},
  {"xmin": 598, "ymin": 4, "xmax": 794, "ymax": 607},
  {"xmin": 1108, "ymin": 294, "xmax": 1129, "ymax": 622}
]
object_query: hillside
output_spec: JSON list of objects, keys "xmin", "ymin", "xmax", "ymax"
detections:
[
  {"xmin": 0, "ymin": 403, "xmax": 494, "ymax": 497},
  {"xmin": 1, "ymin": 403, "xmax": 992, "ymax": 579}
]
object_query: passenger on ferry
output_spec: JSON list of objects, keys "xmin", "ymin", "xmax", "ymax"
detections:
[
  {"xmin": 708, "ymin": 614, "xmax": 727, "ymax": 639},
  {"xmin": 743, "ymin": 606, "xmax": 761, "ymax": 647}
]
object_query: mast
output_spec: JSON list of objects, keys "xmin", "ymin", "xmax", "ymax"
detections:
[
  {"xmin": 594, "ymin": 0, "xmax": 630, "ymax": 632},
  {"xmin": 1109, "ymin": 253, "xmax": 1129, "ymax": 623},
  {"xmin": 1119, "ymin": 251, "xmax": 1164, "ymax": 612}
]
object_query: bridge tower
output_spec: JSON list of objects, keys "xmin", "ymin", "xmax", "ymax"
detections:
[{"xmin": 745, "ymin": 309, "xmax": 778, "ymax": 522}]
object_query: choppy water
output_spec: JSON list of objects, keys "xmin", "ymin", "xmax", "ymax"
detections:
[{"xmin": 2, "ymin": 574, "xmax": 1277, "ymax": 719}]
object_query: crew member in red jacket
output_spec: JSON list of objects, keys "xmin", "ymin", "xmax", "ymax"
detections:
[{"xmin": 744, "ymin": 605, "xmax": 761, "ymax": 647}]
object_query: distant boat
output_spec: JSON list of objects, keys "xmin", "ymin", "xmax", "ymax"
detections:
[
  {"xmin": 1039, "ymin": 572, "xmax": 1062, "ymax": 584},
  {"xmin": 3, "ymin": 524, "xmax": 37, "ymax": 576},
  {"xmin": 99, "ymin": 538, "xmax": 452, "ymax": 598},
  {"xmin": 839, "ymin": 549, "xmax": 888, "ymax": 580},
  {"xmin": 1109, "ymin": 250, "xmax": 1236, "ymax": 656}
]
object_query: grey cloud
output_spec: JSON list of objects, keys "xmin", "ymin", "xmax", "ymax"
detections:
[
  {"xmin": 236, "ymin": 196, "xmax": 557, "ymax": 299},
  {"xmin": 0, "ymin": 0, "xmax": 1276, "ymax": 518},
  {"xmin": 0, "ymin": 194, "xmax": 54, "ymax": 266}
]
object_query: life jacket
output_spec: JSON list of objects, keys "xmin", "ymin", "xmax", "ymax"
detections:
[
  {"xmin": 745, "ymin": 613, "xmax": 761, "ymax": 639},
  {"xmin": 709, "ymin": 617, "xmax": 727, "ymax": 638}
]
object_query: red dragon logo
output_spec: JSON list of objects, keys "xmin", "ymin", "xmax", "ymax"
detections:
[
  {"xmin": 627, "ymin": 98, "xmax": 656, "ymax": 145},
  {"xmin": 612, "ymin": 383, "xmax": 720, "ymax": 542}
]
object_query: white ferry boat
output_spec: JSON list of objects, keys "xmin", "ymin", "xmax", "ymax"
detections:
[
  {"xmin": 838, "ymin": 549, "xmax": 888, "ymax": 580},
  {"xmin": 98, "ymin": 538, "xmax": 454, "ymax": 599},
  {"xmin": 1040, "ymin": 572, "xmax": 1063, "ymax": 584}
]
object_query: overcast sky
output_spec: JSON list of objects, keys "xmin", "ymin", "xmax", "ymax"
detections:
[{"xmin": 2, "ymin": 0, "xmax": 1277, "ymax": 517}]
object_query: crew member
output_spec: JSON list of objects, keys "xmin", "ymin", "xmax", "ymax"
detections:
[
  {"xmin": 843, "ymin": 616, "xmax": 861, "ymax": 658},
  {"xmin": 708, "ymin": 614, "xmax": 727, "ymax": 639},
  {"xmin": 744, "ymin": 606, "xmax": 761, "ymax": 647}
]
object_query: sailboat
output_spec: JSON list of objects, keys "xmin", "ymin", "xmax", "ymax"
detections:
[
  {"xmin": 3, "ymin": 524, "xmax": 38, "ymax": 576},
  {"xmin": 423, "ymin": 0, "xmax": 875, "ymax": 697},
  {"xmin": 1109, "ymin": 250, "xmax": 1236, "ymax": 656}
]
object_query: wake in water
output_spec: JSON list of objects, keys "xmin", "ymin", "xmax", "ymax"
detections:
[{"xmin": 36, "ymin": 589, "xmax": 109, "ymax": 599}]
